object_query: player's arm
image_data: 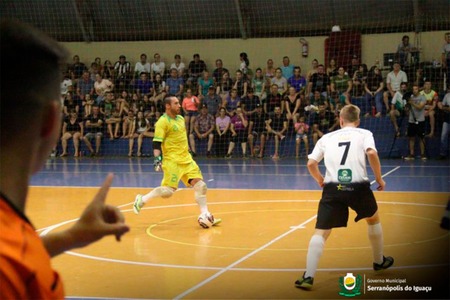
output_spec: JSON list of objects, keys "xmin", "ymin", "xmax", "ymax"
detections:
[
  {"xmin": 366, "ymin": 148, "xmax": 385, "ymax": 191},
  {"xmin": 307, "ymin": 158, "xmax": 324, "ymax": 188}
]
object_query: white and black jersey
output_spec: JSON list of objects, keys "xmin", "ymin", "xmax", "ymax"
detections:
[{"xmin": 308, "ymin": 127, "xmax": 376, "ymax": 184}]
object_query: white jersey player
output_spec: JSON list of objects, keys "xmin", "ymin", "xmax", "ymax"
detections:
[{"xmin": 295, "ymin": 104, "xmax": 394, "ymax": 290}]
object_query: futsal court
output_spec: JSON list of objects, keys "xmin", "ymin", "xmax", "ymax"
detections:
[{"xmin": 30, "ymin": 157, "xmax": 449, "ymax": 299}]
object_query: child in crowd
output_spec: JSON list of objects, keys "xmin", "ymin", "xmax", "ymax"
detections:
[{"xmin": 294, "ymin": 116, "xmax": 310, "ymax": 158}]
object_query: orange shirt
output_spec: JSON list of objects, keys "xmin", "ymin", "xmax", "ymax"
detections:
[
  {"xmin": 0, "ymin": 196, "xmax": 65, "ymax": 299},
  {"xmin": 182, "ymin": 96, "xmax": 200, "ymax": 111}
]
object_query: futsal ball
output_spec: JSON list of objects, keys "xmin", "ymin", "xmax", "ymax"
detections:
[{"xmin": 198, "ymin": 212, "xmax": 214, "ymax": 229}]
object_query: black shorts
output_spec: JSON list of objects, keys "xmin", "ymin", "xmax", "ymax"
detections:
[
  {"xmin": 407, "ymin": 121, "xmax": 425, "ymax": 138},
  {"xmin": 315, "ymin": 182, "xmax": 378, "ymax": 229}
]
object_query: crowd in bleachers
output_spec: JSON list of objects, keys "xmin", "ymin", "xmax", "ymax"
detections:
[{"xmin": 57, "ymin": 33, "xmax": 450, "ymax": 159}]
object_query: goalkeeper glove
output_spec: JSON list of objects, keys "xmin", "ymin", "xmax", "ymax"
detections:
[{"xmin": 153, "ymin": 155, "xmax": 162, "ymax": 172}]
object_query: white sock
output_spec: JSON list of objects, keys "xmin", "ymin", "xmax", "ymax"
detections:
[
  {"xmin": 368, "ymin": 223, "xmax": 384, "ymax": 264},
  {"xmin": 305, "ymin": 235, "xmax": 325, "ymax": 278},
  {"xmin": 195, "ymin": 195, "xmax": 208, "ymax": 214}
]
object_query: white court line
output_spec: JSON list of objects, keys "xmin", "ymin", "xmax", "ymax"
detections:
[
  {"xmin": 173, "ymin": 165, "xmax": 403, "ymax": 299},
  {"xmin": 173, "ymin": 214, "xmax": 318, "ymax": 300}
]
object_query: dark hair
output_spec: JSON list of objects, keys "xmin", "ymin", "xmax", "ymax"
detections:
[
  {"xmin": 1, "ymin": 20, "xmax": 68, "ymax": 140},
  {"xmin": 240, "ymin": 52, "xmax": 249, "ymax": 67}
]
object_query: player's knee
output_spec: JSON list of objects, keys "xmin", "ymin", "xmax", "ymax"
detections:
[
  {"xmin": 193, "ymin": 180, "xmax": 207, "ymax": 197},
  {"xmin": 160, "ymin": 186, "xmax": 174, "ymax": 198}
]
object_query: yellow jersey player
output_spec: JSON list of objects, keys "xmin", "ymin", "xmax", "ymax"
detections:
[{"xmin": 133, "ymin": 96, "xmax": 221, "ymax": 228}]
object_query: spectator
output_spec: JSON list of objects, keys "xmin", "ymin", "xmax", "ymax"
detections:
[
  {"xmin": 271, "ymin": 68, "xmax": 288, "ymax": 96},
  {"xmin": 165, "ymin": 68, "xmax": 184, "ymax": 99},
  {"xmin": 352, "ymin": 64, "xmax": 368, "ymax": 97},
  {"xmin": 347, "ymin": 55, "xmax": 360, "ymax": 78},
  {"xmin": 182, "ymin": 88, "xmax": 200, "ymax": 135},
  {"xmin": 141, "ymin": 94, "xmax": 155, "ymax": 118},
  {"xmin": 189, "ymin": 104, "xmax": 215, "ymax": 157},
  {"xmin": 442, "ymin": 32, "xmax": 450, "ymax": 88},
  {"xmin": 364, "ymin": 66, "xmax": 384, "ymax": 118},
  {"xmin": 329, "ymin": 91, "xmax": 350, "ymax": 117},
  {"xmin": 77, "ymin": 71, "xmax": 94, "ymax": 100},
  {"xmin": 94, "ymin": 73, "xmax": 114, "ymax": 104},
  {"xmin": 187, "ymin": 54, "xmax": 207, "ymax": 89},
  {"xmin": 265, "ymin": 84, "xmax": 284, "ymax": 114},
  {"xmin": 101, "ymin": 92, "xmax": 122, "ymax": 140},
  {"xmin": 134, "ymin": 53, "xmax": 151, "ymax": 79},
  {"xmin": 326, "ymin": 58, "xmax": 338, "ymax": 77},
  {"xmin": 116, "ymin": 90, "xmax": 130, "ymax": 116},
  {"xmin": 84, "ymin": 93, "xmax": 94, "ymax": 117},
  {"xmin": 60, "ymin": 112, "xmax": 84, "ymax": 157},
  {"xmin": 217, "ymin": 71, "xmax": 233, "ymax": 102},
  {"xmin": 263, "ymin": 58, "xmax": 276, "ymax": 81},
  {"xmin": 389, "ymin": 82, "xmax": 409, "ymax": 137},
  {"xmin": 306, "ymin": 59, "xmax": 319, "ymax": 81},
  {"xmin": 202, "ymin": 86, "xmax": 221, "ymax": 116},
  {"xmin": 69, "ymin": 54, "xmax": 87, "ymax": 80},
  {"xmin": 170, "ymin": 54, "xmax": 186, "ymax": 78},
  {"xmin": 252, "ymin": 68, "xmax": 267, "ymax": 102},
  {"xmin": 420, "ymin": 80, "xmax": 439, "ymax": 137},
  {"xmin": 128, "ymin": 92, "xmax": 141, "ymax": 114},
  {"xmin": 94, "ymin": 57, "xmax": 103, "ymax": 76},
  {"xmin": 284, "ymin": 86, "xmax": 301, "ymax": 123},
  {"xmin": 121, "ymin": 109, "xmax": 136, "ymax": 139},
  {"xmin": 241, "ymin": 88, "xmax": 260, "ymax": 117},
  {"xmin": 384, "ymin": 61, "xmax": 408, "ymax": 114},
  {"xmin": 83, "ymin": 105, "xmax": 104, "ymax": 156},
  {"xmin": 225, "ymin": 107, "xmax": 249, "ymax": 158},
  {"xmin": 239, "ymin": 52, "xmax": 250, "ymax": 76},
  {"xmin": 222, "ymin": 88, "xmax": 241, "ymax": 117},
  {"xmin": 150, "ymin": 53, "xmax": 166, "ymax": 81},
  {"xmin": 212, "ymin": 58, "xmax": 229, "ymax": 83},
  {"xmin": 134, "ymin": 72, "xmax": 153, "ymax": 98},
  {"xmin": 288, "ymin": 66, "xmax": 307, "ymax": 95},
  {"xmin": 151, "ymin": 73, "xmax": 167, "ymax": 112},
  {"xmin": 330, "ymin": 66, "xmax": 352, "ymax": 101},
  {"xmin": 63, "ymin": 92, "xmax": 80, "ymax": 117},
  {"xmin": 307, "ymin": 64, "xmax": 330, "ymax": 98},
  {"xmin": 113, "ymin": 55, "xmax": 131, "ymax": 90},
  {"xmin": 233, "ymin": 70, "xmax": 248, "ymax": 98},
  {"xmin": 215, "ymin": 107, "xmax": 231, "ymax": 157},
  {"xmin": 397, "ymin": 35, "xmax": 418, "ymax": 67},
  {"xmin": 294, "ymin": 116, "xmax": 310, "ymax": 158},
  {"xmin": 280, "ymin": 56, "xmax": 294, "ymax": 80},
  {"xmin": 310, "ymin": 104, "xmax": 339, "ymax": 145},
  {"xmin": 60, "ymin": 71, "xmax": 73, "ymax": 96},
  {"xmin": 266, "ymin": 106, "xmax": 288, "ymax": 159},
  {"xmin": 128, "ymin": 111, "xmax": 151, "ymax": 157},
  {"xmin": 437, "ymin": 88, "xmax": 450, "ymax": 159},
  {"xmin": 198, "ymin": 71, "xmax": 214, "ymax": 101},
  {"xmin": 103, "ymin": 59, "xmax": 114, "ymax": 80},
  {"xmin": 248, "ymin": 103, "xmax": 268, "ymax": 158},
  {"xmin": 88, "ymin": 62, "xmax": 99, "ymax": 81},
  {"xmin": 404, "ymin": 84, "xmax": 427, "ymax": 160}
]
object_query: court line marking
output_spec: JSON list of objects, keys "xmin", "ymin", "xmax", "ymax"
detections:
[
  {"xmin": 36, "ymin": 198, "xmax": 446, "ymax": 233},
  {"xmin": 172, "ymin": 214, "xmax": 318, "ymax": 300}
]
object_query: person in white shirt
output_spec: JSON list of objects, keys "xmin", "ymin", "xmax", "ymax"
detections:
[
  {"xmin": 383, "ymin": 62, "xmax": 407, "ymax": 114},
  {"xmin": 134, "ymin": 53, "xmax": 151, "ymax": 79},
  {"xmin": 150, "ymin": 53, "xmax": 166, "ymax": 81},
  {"xmin": 295, "ymin": 104, "xmax": 393, "ymax": 290},
  {"xmin": 170, "ymin": 54, "xmax": 186, "ymax": 78}
]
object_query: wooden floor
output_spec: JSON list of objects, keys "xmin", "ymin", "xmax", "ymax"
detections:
[{"xmin": 28, "ymin": 187, "xmax": 449, "ymax": 299}]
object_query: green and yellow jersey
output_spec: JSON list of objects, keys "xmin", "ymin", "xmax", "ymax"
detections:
[{"xmin": 153, "ymin": 114, "xmax": 192, "ymax": 164}]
